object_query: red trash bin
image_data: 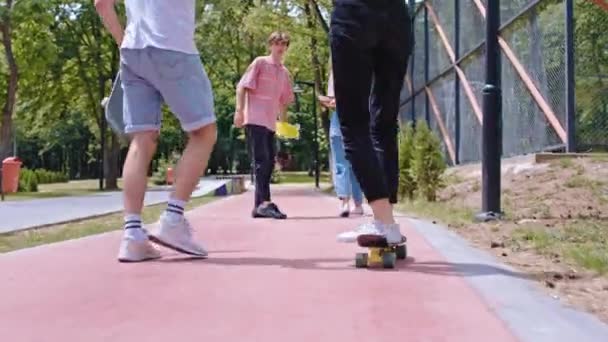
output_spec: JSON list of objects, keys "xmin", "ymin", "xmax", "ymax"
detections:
[
  {"xmin": 166, "ymin": 167, "xmax": 174, "ymax": 185},
  {"xmin": 2, "ymin": 157, "xmax": 22, "ymax": 193}
]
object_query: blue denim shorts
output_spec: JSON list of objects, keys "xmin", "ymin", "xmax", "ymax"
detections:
[{"xmin": 120, "ymin": 47, "xmax": 215, "ymax": 133}]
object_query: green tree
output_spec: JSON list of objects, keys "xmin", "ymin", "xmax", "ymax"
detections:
[{"xmin": 6, "ymin": 0, "xmax": 336, "ymax": 185}]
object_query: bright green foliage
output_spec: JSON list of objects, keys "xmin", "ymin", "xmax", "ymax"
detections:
[
  {"xmin": 398, "ymin": 123, "xmax": 416, "ymax": 200},
  {"xmin": 412, "ymin": 121, "xmax": 446, "ymax": 202}
]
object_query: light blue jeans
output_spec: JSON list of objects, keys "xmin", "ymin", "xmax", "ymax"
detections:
[
  {"xmin": 120, "ymin": 47, "xmax": 216, "ymax": 134},
  {"xmin": 330, "ymin": 112, "xmax": 363, "ymax": 205}
]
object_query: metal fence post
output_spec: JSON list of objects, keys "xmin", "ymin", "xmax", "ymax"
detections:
[
  {"xmin": 565, "ymin": 0, "xmax": 576, "ymax": 152},
  {"xmin": 454, "ymin": 0, "xmax": 461, "ymax": 165},
  {"xmin": 424, "ymin": 5, "xmax": 430, "ymax": 125},
  {"xmin": 409, "ymin": 0, "xmax": 416, "ymax": 125},
  {"xmin": 476, "ymin": 0, "xmax": 502, "ymax": 222}
]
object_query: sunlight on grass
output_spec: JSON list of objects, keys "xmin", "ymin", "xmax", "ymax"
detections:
[
  {"xmin": 589, "ymin": 154, "xmax": 608, "ymax": 163},
  {"xmin": 3, "ymin": 178, "xmax": 158, "ymax": 201},
  {"xmin": 397, "ymin": 199, "xmax": 475, "ymax": 228},
  {"xmin": 564, "ymin": 175, "xmax": 603, "ymax": 189},
  {"xmin": 512, "ymin": 225, "xmax": 558, "ymax": 252},
  {"xmin": 280, "ymin": 171, "xmax": 330, "ymax": 184},
  {"xmin": 512, "ymin": 221, "xmax": 608, "ymax": 274}
]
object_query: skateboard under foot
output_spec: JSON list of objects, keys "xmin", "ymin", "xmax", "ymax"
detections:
[{"xmin": 355, "ymin": 234, "xmax": 407, "ymax": 269}]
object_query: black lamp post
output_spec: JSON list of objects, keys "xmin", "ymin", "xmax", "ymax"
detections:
[
  {"xmin": 293, "ymin": 80, "xmax": 319, "ymax": 189},
  {"xmin": 476, "ymin": 0, "xmax": 502, "ymax": 222}
]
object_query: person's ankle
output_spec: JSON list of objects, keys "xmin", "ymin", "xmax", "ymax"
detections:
[
  {"xmin": 372, "ymin": 212, "xmax": 396, "ymax": 225},
  {"xmin": 165, "ymin": 198, "xmax": 186, "ymax": 220},
  {"xmin": 375, "ymin": 219, "xmax": 396, "ymax": 225},
  {"xmin": 369, "ymin": 198, "xmax": 395, "ymax": 225}
]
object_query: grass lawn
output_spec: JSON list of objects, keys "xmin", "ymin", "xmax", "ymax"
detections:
[
  {"xmin": 280, "ymin": 171, "xmax": 330, "ymax": 184},
  {"xmin": 398, "ymin": 199, "xmax": 476, "ymax": 229},
  {"xmin": 0, "ymin": 195, "xmax": 216, "ymax": 254},
  {"xmin": 2, "ymin": 178, "xmax": 156, "ymax": 201},
  {"xmin": 3, "ymin": 171, "xmax": 328, "ymax": 201}
]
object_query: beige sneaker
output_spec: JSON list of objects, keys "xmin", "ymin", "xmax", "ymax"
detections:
[
  {"xmin": 117, "ymin": 230, "xmax": 162, "ymax": 262},
  {"xmin": 148, "ymin": 213, "xmax": 208, "ymax": 257}
]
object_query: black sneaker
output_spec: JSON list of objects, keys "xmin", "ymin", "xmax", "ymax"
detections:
[
  {"xmin": 252, "ymin": 208, "xmax": 264, "ymax": 218},
  {"xmin": 252, "ymin": 203, "xmax": 287, "ymax": 219},
  {"xmin": 268, "ymin": 203, "xmax": 287, "ymax": 219}
]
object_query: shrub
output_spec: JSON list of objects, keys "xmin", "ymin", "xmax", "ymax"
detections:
[
  {"xmin": 398, "ymin": 123, "xmax": 417, "ymax": 200},
  {"xmin": 34, "ymin": 169, "xmax": 68, "ymax": 184},
  {"xmin": 152, "ymin": 158, "xmax": 172, "ymax": 185},
  {"xmin": 18, "ymin": 168, "xmax": 38, "ymax": 192},
  {"xmin": 412, "ymin": 121, "xmax": 446, "ymax": 202},
  {"xmin": 151, "ymin": 153, "xmax": 180, "ymax": 185},
  {"xmin": 270, "ymin": 167, "xmax": 282, "ymax": 184}
]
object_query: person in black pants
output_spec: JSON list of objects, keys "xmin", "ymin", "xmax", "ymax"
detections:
[
  {"xmin": 245, "ymin": 125, "xmax": 286, "ymax": 219},
  {"xmin": 331, "ymin": 0, "xmax": 413, "ymax": 243},
  {"xmin": 235, "ymin": 32, "xmax": 294, "ymax": 219}
]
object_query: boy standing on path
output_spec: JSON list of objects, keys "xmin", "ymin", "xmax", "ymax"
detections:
[
  {"xmin": 96, "ymin": 0, "xmax": 214, "ymax": 262},
  {"xmin": 234, "ymin": 32, "xmax": 295, "ymax": 219},
  {"xmin": 330, "ymin": 0, "xmax": 413, "ymax": 243}
]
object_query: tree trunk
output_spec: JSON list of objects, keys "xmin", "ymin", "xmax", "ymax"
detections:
[
  {"xmin": 310, "ymin": 0, "xmax": 329, "ymax": 34},
  {"xmin": 103, "ymin": 45, "xmax": 121, "ymax": 190},
  {"xmin": 92, "ymin": 15, "xmax": 121, "ymax": 190},
  {"xmin": 0, "ymin": 1, "xmax": 18, "ymax": 161},
  {"xmin": 304, "ymin": 0, "xmax": 330, "ymax": 163},
  {"xmin": 104, "ymin": 133, "xmax": 120, "ymax": 189}
]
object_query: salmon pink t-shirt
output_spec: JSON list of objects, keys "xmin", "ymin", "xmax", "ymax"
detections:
[{"xmin": 237, "ymin": 56, "xmax": 295, "ymax": 132}]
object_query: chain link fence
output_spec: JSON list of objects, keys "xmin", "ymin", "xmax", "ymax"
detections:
[
  {"xmin": 575, "ymin": 0, "xmax": 608, "ymax": 151},
  {"xmin": 400, "ymin": 0, "xmax": 608, "ymax": 166}
]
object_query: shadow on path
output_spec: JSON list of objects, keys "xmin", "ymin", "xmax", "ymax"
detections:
[
  {"xmin": 287, "ymin": 215, "xmax": 364, "ymax": 221},
  {"xmin": 154, "ymin": 255, "xmax": 532, "ymax": 279}
]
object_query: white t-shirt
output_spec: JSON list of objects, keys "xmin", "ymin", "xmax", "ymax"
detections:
[{"xmin": 121, "ymin": 0, "xmax": 198, "ymax": 55}]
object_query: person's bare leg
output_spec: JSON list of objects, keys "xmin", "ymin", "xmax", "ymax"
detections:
[
  {"xmin": 369, "ymin": 199, "xmax": 395, "ymax": 225},
  {"xmin": 123, "ymin": 131, "xmax": 159, "ymax": 214},
  {"xmin": 118, "ymin": 131, "xmax": 162, "ymax": 262},
  {"xmin": 172, "ymin": 123, "xmax": 217, "ymax": 201}
]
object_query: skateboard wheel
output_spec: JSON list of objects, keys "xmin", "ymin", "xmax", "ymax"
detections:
[
  {"xmin": 355, "ymin": 253, "xmax": 368, "ymax": 268},
  {"xmin": 382, "ymin": 253, "xmax": 396, "ymax": 269},
  {"xmin": 396, "ymin": 245, "xmax": 407, "ymax": 260}
]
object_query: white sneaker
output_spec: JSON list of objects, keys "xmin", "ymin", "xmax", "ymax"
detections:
[
  {"xmin": 148, "ymin": 213, "xmax": 208, "ymax": 257},
  {"xmin": 351, "ymin": 206, "xmax": 364, "ymax": 216},
  {"xmin": 339, "ymin": 202, "xmax": 350, "ymax": 217},
  {"xmin": 384, "ymin": 223, "xmax": 404, "ymax": 245},
  {"xmin": 117, "ymin": 229, "xmax": 162, "ymax": 262},
  {"xmin": 336, "ymin": 221, "xmax": 384, "ymax": 243}
]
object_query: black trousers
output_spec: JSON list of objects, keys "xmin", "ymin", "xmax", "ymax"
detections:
[
  {"xmin": 246, "ymin": 124, "xmax": 276, "ymax": 208},
  {"xmin": 330, "ymin": 0, "xmax": 413, "ymax": 204}
]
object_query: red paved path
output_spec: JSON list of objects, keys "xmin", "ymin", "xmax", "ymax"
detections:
[{"xmin": 0, "ymin": 186, "xmax": 518, "ymax": 342}]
